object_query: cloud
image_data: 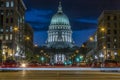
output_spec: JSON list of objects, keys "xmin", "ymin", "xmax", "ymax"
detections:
[
  {"xmin": 70, "ymin": 18, "xmax": 97, "ymax": 31},
  {"xmin": 25, "ymin": 9, "xmax": 53, "ymax": 31},
  {"xmin": 25, "ymin": 9, "xmax": 52, "ymax": 23},
  {"xmin": 76, "ymin": 19, "xmax": 97, "ymax": 24}
]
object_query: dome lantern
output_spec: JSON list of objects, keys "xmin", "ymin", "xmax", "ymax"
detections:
[{"xmin": 57, "ymin": 2, "xmax": 63, "ymax": 13}]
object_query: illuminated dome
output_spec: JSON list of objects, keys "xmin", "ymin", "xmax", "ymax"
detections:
[
  {"xmin": 50, "ymin": 2, "xmax": 70, "ymax": 26},
  {"xmin": 51, "ymin": 13, "xmax": 70, "ymax": 25}
]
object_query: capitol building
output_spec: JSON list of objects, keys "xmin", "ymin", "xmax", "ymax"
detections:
[
  {"xmin": 46, "ymin": 2, "xmax": 74, "ymax": 48},
  {"xmin": 45, "ymin": 2, "xmax": 75, "ymax": 64}
]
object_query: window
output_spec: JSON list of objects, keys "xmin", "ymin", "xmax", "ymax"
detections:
[
  {"xmin": 0, "ymin": 10, "xmax": 4, "ymax": 15},
  {"xmin": 0, "ymin": 28, "xmax": 3, "ymax": 32},
  {"xmin": 114, "ymin": 44, "xmax": 117, "ymax": 48},
  {"xmin": 6, "ymin": 18, "xmax": 9, "ymax": 23},
  {"xmin": 0, "ymin": 1, "xmax": 4, "ymax": 7},
  {"xmin": 10, "ymin": 18, "xmax": 13, "ymax": 23},
  {"xmin": 114, "ymin": 23, "xmax": 117, "ymax": 28},
  {"xmin": 107, "ymin": 37, "xmax": 110, "ymax": 42},
  {"xmin": 114, "ymin": 16, "xmax": 117, "ymax": 20},
  {"xmin": 0, "ymin": 34, "xmax": 3, "ymax": 40},
  {"xmin": 107, "ymin": 44, "xmax": 110, "ymax": 48},
  {"xmin": 11, "ymin": 1, "xmax": 14, "ymax": 7},
  {"xmin": 10, "ymin": 10, "xmax": 14, "ymax": 15},
  {"xmin": 114, "ymin": 38, "xmax": 117, "ymax": 42},
  {"xmin": 10, "ymin": 34, "xmax": 12, "ymax": 40},
  {"xmin": 107, "ymin": 29, "xmax": 111, "ymax": 34},
  {"xmin": 5, "ymin": 34, "xmax": 9, "ymax": 40},
  {"xmin": 0, "ymin": 14, "xmax": 3, "ymax": 26},
  {"xmin": 6, "ymin": 10, "xmax": 9, "ymax": 16},
  {"xmin": 114, "ymin": 30, "xmax": 117, "ymax": 34},
  {"xmin": 10, "ymin": 26, "xmax": 12, "ymax": 32},
  {"xmin": 6, "ymin": 26, "xmax": 9, "ymax": 32},
  {"xmin": 107, "ymin": 23, "xmax": 110, "ymax": 28},
  {"xmin": 107, "ymin": 16, "xmax": 110, "ymax": 20},
  {"xmin": 6, "ymin": 2, "xmax": 9, "ymax": 7}
]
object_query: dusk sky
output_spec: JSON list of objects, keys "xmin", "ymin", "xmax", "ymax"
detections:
[{"xmin": 23, "ymin": 0, "xmax": 120, "ymax": 46}]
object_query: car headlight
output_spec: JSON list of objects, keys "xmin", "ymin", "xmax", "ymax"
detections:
[{"xmin": 21, "ymin": 63, "xmax": 26, "ymax": 67}]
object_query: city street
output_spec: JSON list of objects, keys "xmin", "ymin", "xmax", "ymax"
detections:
[{"xmin": 0, "ymin": 70, "xmax": 120, "ymax": 80}]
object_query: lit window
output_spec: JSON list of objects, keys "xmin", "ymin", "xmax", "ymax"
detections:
[
  {"xmin": 0, "ymin": 34, "xmax": 3, "ymax": 40},
  {"xmin": 10, "ymin": 34, "xmax": 12, "ymax": 40},
  {"xmin": 114, "ymin": 38, "xmax": 117, "ymax": 42},
  {"xmin": 114, "ymin": 44, "xmax": 117, "ymax": 48},
  {"xmin": 11, "ymin": 1, "xmax": 14, "ymax": 7},
  {"xmin": 5, "ymin": 34, "xmax": 9, "ymax": 40},
  {"xmin": 6, "ymin": 26, "xmax": 9, "ymax": 32},
  {"xmin": 0, "ymin": 29, "xmax": 3, "ymax": 32},
  {"xmin": 10, "ymin": 26, "xmax": 12, "ymax": 32},
  {"xmin": 6, "ymin": 2, "xmax": 9, "ymax": 7}
]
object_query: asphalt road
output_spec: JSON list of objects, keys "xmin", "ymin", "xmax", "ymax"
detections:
[{"xmin": 0, "ymin": 70, "xmax": 120, "ymax": 80}]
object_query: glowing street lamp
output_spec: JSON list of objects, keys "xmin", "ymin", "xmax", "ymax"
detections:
[
  {"xmin": 25, "ymin": 36, "xmax": 30, "ymax": 40},
  {"xmin": 101, "ymin": 27, "xmax": 105, "ymax": 32},
  {"xmin": 114, "ymin": 52, "xmax": 117, "ymax": 55},
  {"xmin": 89, "ymin": 37, "xmax": 94, "ymax": 41},
  {"xmin": 103, "ymin": 46, "xmax": 106, "ymax": 49},
  {"xmin": 75, "ymin": 50, "xmax": 79, "ymax": 54},
  {"xmin": 13, "ymin": 27, "xmax": 19, "ymax": 32}
]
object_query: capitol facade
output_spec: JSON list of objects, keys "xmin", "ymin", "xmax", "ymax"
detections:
[{"xmin": 46, "ymin": 2, "xmax": 75, "ymax": 64}]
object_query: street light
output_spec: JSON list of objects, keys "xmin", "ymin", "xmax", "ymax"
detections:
[
  {"xmin": 103, "ymin": 46, "xmax": 106, "ymax": 49},
  {"xmin": 75, "ymin": 50, "xmax": 79, "ymax": 54},
  {"xmin": 89, "ymin": 36, "xmax": 94, "ymax": 41},
  {"xmin": 101, "ymin": 27, "xmax": 105, "ymax": 32},
  {"xmin": 25, "ymin": 36, "xmax": 30, "ymax": 41},
  {"xmin": 13, "ymin": 27, "xmax": 19, "ymax": 32}
]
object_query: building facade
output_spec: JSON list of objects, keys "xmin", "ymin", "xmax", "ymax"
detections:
[
  {"xmin": 0, "ymin": 0, "xmax": 26, "ymax": 61},
  {"xmin": 46, "ymin": 2, "xmax": 74, "ymax": 64},
  {"xmin": 97, "ymin": 10, "xmax": 120, "ymax": 61}
]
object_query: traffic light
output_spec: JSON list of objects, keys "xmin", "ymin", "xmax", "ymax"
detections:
[
  {"xmin": 41, "ymin": 57, "xmax": 44, "ymax": 61},
  {"xmin": 76, "ymin": 58, "xmax": 80, "ymax": 62}
]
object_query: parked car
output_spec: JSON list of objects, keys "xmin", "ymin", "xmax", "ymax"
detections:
[
  {"xmin": 27, "ymin": 61, "xmax": 40, "ymax": 67},
  {"xmin": 1, "ymin": 60, "xmax": 20, "ymax": 68},
  {"xmin": 104, "ymin": 60, "xmax": 118, "ymax": 68}
]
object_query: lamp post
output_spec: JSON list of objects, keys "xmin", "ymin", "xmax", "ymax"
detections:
[{"xmin": 89, "ymin": 36, "xmax": 94, "ymax": 42}]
